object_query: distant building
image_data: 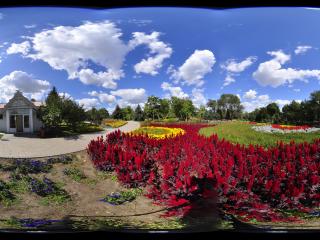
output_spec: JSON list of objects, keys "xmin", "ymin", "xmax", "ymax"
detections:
[{"xmin": 0, "ymin": 90, "xmax": 44, "ymax": 133}]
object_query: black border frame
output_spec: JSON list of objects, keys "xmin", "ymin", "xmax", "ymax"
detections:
[{"xmin": 1, "ymin": 1, "xmax": 320, "ymax": 239}]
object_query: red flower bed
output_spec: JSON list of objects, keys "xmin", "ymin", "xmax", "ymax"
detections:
[
  {"xmin": 87, "ymin": 123, "xmax": 320, "ymax": 222},
  {"xmin": 271, "ymin": 124, "xmax": 311, "ymax": 130}
]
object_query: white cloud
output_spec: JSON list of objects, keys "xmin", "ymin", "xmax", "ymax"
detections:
[
  {"xmin": 253, "ymin": 49, "xmax": 320, "ymax": 87},
  {"xmin": 161, "ymin": 81, "xmax": 188, "ymax": 98},
  {"xmin": 76, "ymin": 98, "xmax": 99, "ymax": 110},
  {"xmin": 129, "ymin": 32, "xmax": 172, "ymax": 76},
  {"xmin": 76, "ymin": 68, "xmax": 122, "ymax": 89},
  {"xmin": 294, "ymin": 45, "xmax": 312, "ymax": 55},
  {"xmin": 274, "ymin": 99, "xmax": 291, "ymax": 107},
  {"xmin": 242, "ymin": 91, "xmax": 297, "ymax": 112},
  {"xmin": 221, "ymin": 56, "xmax": 257, "ymax": 73},
  {"xmin": 0, "ymin": 71, "xmax": 50, "ymax": 103},
  {"xmin": 293, "ymin": 88, "xmax": 301, "ymax": 92},
  {"xmin": 223, "ymin": 74, "xmax": 235, "ymax": 87},
  {"xmin": 88, "ymin": 91, "xmax": 116, "ymax": 104},
  {"xmin": 24, "ymin": 24, "xmax": 37, "ymax": 29},
  {"xmin": 169, "ymin": 49, "xmax": 215, "ymax": 87},
  {"xmin": 59, "ymin": 92, "xmax": 73, "ymax": 100},
  {"xmin": 243, "ymin": 89, "xmax": 257, "ymax": 100},
  {"xmin": 191, "ymin": 88, "xmax": 206, "ymax": 107},
  {"xmin": 7, "ymin": 41, "xmax": 31, "ymax": 55},
  {"xmin": 110, "ymin": 88, "xmax": 147, "ymax": 107},
  {"xmin": 267, "ymin": 50, "xmax": 290, "ymax": 64},
  {"xmin": 221, "ymin": 56, "xmax": 256, "ymax": 87},
  {"xmin": 8, "ymin": 21, "xmax": 129, "ymax": 89},
  {"xmin": 305, "ymin": 8, "xmax": 320, "ymax": 10}
]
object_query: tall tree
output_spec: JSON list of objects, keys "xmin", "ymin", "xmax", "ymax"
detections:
[
  {"xmin": 112, "ymin": 105, "xmax": 123, "ymax": 119},
  {"xmin": 134, "ymin": 104, "xmax": 145, "ymax": 121},
  {"xmin": 38, "ymin": 86, "xmax": 63, "ymax": 130},
  {"xmin": 144, "ymin": 96, "xmax": 161, "ymax": 120},
  {"xmin": 217, "ymin": 94, "xmax": 243, "ymax": 120},
  {"xmin": 122, "ymin": 106, "xmax": 134, "ymax": 120}
]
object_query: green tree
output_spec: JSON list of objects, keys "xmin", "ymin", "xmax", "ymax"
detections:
[
  {"xmin": 134, "ymin": 104, "xmax": 145, "ymax": 121},
  {"xmin": 62, "ymin": 98, "xmax": 86, "ymax": 130},
  {"xmin": 112, "ymin": 105, "xmax": 123, "ymax": 119},
  {"xmin": 217, "ymin": 94, "xmax": 243, "ymax": 120},
  {"xmin": 159, "ymin": 99, "xmax": 170, "ymax": 119},
  {"xmin": 122, "ymin": 106, "xmax": 134, "ymax": 120},
  {"xmin": 171, "ymin": 97, "xmax": 195, "ymax": 121},
  {"xmin": 37, "ymin": 87, "xmax": 63, "ymax": 130},
  {"xmin": 197, "ymin": 105, "xmax": 207, "ymax": 120},
  {"xmin": 144, "ymin": 96, "xmax": 161, "ymax": 120}
]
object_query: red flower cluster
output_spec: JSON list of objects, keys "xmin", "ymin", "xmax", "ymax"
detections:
[
  {"xmin": 272, "ymin": 124, "xmax": 311, "ymax": 130},
  {"xmin": 87, "ymin": 124, "xmax": 320, "ymax": 222}
]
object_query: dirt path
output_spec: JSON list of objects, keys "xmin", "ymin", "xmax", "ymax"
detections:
[{"xmin": 0, "ymin": 121, "xmax": 140, "ymax": 158}]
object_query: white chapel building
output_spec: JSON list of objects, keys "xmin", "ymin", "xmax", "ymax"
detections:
[{"xmin": 0, "ymin": 91, "xmax": 44, "ymax": 133}]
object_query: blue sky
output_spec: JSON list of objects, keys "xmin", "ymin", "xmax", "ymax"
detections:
[{"xmin": 1, "ymin": 7, "xmax": 320, "ymax": 112}]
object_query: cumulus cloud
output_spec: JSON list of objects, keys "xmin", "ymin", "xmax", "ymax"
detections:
[
  {"xmin": 88, "ymin": 90, "xmax": 116, "ymax": 104},
  {"xmin": 7, "ymin": 22, "xmax": 173, "ymax": 88},
  {"xmin": 77, "ymin": 68, "xmax": 122, "ymax": 89},
  {"xmin": 6, "ymin": 41, "xmax": 31, "ymax": 55},
  {"xmin": 161, "ymin": 82, "xmax": 188, "ymax": 98},
  {"xmin": 110, "ymin": 88, "xmax": 147, "ymax": 107},
  {"xmin": 7, "ymin": 21, "xmax": 129, "ymax": 89},
  {"xmin": 294, "ymin": 45, "xmax": 312, "ymax": 55},
  {"xmin": 243, "ymin": 89, "xmax": 257, "ymax": 100},
  {"xmin": 76, "ymin": 98, "xmax": 99, "ymax": 110},
  {"xmin": 242, "ymin": 91, "xmax": 297, "ymax": 112},
  {"xmin": 223, "ymin": 75, "xmax": 235, "ymax": 87},
  {"xmin": 129, "ymin": 32, "xmax": 172, "ymax": 75},
  {"xmin": 221, "ymin": 56, "xmax": 256, "ymax": 87},
  {"xmin": 221, "ymin": 56, "xmax": 257, "ymax": 73},
  {"xmin": 253, "ymin": 49, "xmax": 320, "ymax": 87},
  {"xmin": 0, "ymin": 71, "xmax": 50, "ymax": 103},
  {"xmin": 191, "ymin": 88, "xmax": 206, "ymax": 107},
  {"xmin": 59, "ymin": 92, "xmax": 73, "ymax": 100},
  {"xmin": 169, "ymin": 50, "xmax": 215, "ymax": 87}
]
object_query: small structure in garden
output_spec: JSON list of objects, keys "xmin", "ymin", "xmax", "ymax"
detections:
[{"xmin": 0, "ymin": 90, "xmax": 44, "ymax": 134}]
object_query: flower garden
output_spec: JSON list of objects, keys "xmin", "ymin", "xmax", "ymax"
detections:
[
  {"xmin": 88, "ymin": 122, "xmax": 320, "ymax": 224},
  {"xmin": 102, "ymin": 119, "xmax": 128, "ymax": 128}
]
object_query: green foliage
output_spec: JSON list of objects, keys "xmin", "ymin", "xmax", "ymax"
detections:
[
  {"xmin": 134, "ymin": 104, "xmax": 145, "ymax": 121},
  {"xmin": 61, "ymin": 97, "xmax": 86, "ymax": 130},
  {"xmin": 40, "ymin": 193, "xmax": 70, "ymax": 206},
  {"xmin": 0, "ymin": 180, "xmax": 16, "ymax": 207},
  {"xmin": 111, "ymin": 105, "xmax": 123, "ymax": 119},
  {"xmin": 144, "ymin": 96, "xmax": 162, "ymax": 120},
  {"xmin": 171, "ymin": 96, "xmax": 196, "ymax": 121},
  {"xmin": 122, "ymin": 106, "xmax": 134, "ymax": 120},
  {"xmin": 86, "ymin": 107, "xmax": 109, "ymax": 125},
  {"xmin": 63, "ymin": 167, "xmax": 87, "ymax": 182},
  {"xmin": 101, "ymin": 188, "xmax": 143, "ymax": 205},
  {"xmin": 200, "ymin": 121, "xmax": 320, "ymax": 148}
]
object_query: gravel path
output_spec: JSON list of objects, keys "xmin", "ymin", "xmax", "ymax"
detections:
[{"xmin": 0, "ymin": 121, "xmax": 140, "ymax": 158}]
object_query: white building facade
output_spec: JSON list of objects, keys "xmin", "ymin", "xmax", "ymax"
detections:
[{"xmin": 0, "ymin": 91, "xmax": 44, "ymax": 133}]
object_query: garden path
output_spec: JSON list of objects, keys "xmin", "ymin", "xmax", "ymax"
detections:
[{"xmin": 0, "ymin": 121, "xmax": 140, "ymax": 158}]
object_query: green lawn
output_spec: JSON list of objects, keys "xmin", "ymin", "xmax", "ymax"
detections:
[
  {"xmin": 199, "ymin": 121, "xmax": 320, "ymax": 148},
  {"xmin": 45, "ymin": 123, "xmax": 104, "ymax": 137}
]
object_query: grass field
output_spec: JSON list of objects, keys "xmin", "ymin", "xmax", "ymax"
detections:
[{"xmin": 199, "ymin": 121, "xmax": 320, "ymax": 148}]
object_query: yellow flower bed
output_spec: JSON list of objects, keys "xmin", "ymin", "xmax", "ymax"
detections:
[
  {"xmin": 132, "ymin": 126, "xmax": 185, "ymax": 139},
  {"xmin": 102, "ymin": 119, "xmax": 127, "ymax": 128}
]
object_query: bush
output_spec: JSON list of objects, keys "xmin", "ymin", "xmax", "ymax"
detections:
[{"xmin": 88, "ymin": 123, "xmax": 320, "ymax": 222}]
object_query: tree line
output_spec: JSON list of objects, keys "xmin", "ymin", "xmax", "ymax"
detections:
[
  {"xmin": 111, "ymin": 91, "xmax": 320, "ymax": 126},
  {"xmin": 38, "ymin": 87, "xmax": 320, "ymax": 127}
]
